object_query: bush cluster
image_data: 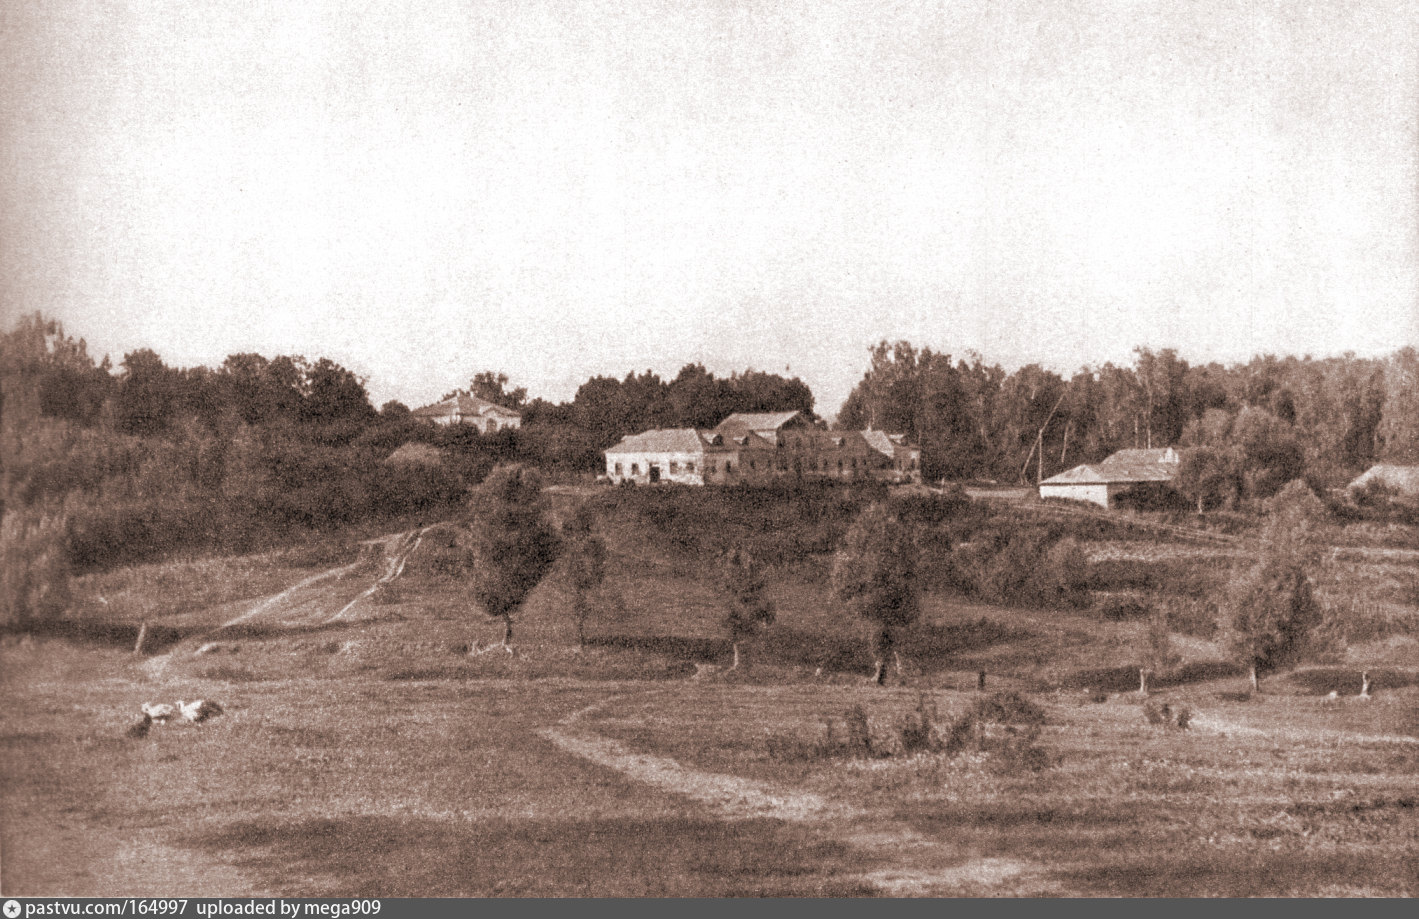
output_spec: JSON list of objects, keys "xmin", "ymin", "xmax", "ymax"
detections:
[{"xmin": 946, "ymin": 528, "xmax": 1092, "ymax": 609}]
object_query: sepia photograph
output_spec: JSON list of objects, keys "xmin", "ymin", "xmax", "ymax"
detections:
[{"xmin": 2, "ymin": 0, "xmax": 1417, "ymax": 898}]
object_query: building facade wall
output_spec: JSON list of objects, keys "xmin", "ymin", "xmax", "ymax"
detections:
[
  {"xmin": 426, "ymin": 412, "xmax": 522, "ymax": 433},
  {"xmin": 604, "ymin": 427, "xmax": 920, "ymax": 486},
  {"xmin": 1039, "ymin": 482, "xmax": 1113, "ymax": 508},
  {"xmin": 605, "ymin": 450, "xmax": 707, "ymax": 485}
]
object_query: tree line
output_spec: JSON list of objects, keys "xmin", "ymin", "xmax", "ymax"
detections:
[{"xmin": 839, "ymin": 339, "xmax": 1413, "ymax": 497}]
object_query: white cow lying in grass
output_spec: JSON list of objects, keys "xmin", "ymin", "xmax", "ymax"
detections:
[
  {"xmin": 141, "ymin": 702, "xmax": 176, "ymax": 723},
  {"xmin": 177, "ymin": 699, "xmax": 224, "ymax": 723}
]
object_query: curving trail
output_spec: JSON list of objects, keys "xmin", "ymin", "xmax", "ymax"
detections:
[
  {"xmin": 538, "ymin": 686, "xmax": 1055, "ymax": 895},
  {"xmin": 218, "ymin": 527, "xmax": 430, "ymax": 631},
  {"xmin": 539, "ymin": 689, "xmax": 853, "ymax": 823}
]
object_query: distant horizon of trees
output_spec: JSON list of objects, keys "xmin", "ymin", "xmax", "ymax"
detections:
[{"xmin": 4, "ymin": 311, "xmax": 1419, "ymax": 494}]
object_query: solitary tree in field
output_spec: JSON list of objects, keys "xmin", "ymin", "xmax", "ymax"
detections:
[
  {"xmin": 1220, "ymin": 478, "xmax": 1335, "ymax": 691},
  {"xmin": 561, "ymin": 506, "xmax": 607, "ymax": 649},
  {"xmin": 831, "ymin": 503, "xmax": 920, "ymax": 685},
  {"xmin": 719, "ymin": 547, "xmax": 775, "ymax": 671},
  {"xmin": 1223, "ymin": 554, "xmax": 1321, "ymax": 692},
  {"xmin": 1138, "ymin": 604, "xmax": 1181, "ymax": 695},
  {"xmin": 465, "ymin": 464, "xmax": 560, "ymax": 651}
]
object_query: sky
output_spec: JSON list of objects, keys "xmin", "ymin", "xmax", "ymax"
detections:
[{"xmin": 2, "ymin": 0, "xmax": 1417, "ymax": 419}]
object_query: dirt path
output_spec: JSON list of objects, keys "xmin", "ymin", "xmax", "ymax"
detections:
[
  {"xmin": 142, "ymin": 528, "xmax": 427, "ymax": 677},
  {"xmin": 540, "ymin": 687, "xmax": 1057, "ymax": 895},
  {"xmin": 217, "ymin": 528, "xmax": 428, "ymax": 631},
  {"xmin": 1189, "ymin": 712, "xmax": 1419, "ymax": 746}
]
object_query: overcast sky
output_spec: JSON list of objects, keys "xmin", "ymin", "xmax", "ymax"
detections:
[{"xmin": 3, "ymin": 0, "xmax": 1416, "ymax": 417}]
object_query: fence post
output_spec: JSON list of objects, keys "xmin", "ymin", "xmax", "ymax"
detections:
[{"xmin": 133, "ymin": 622, "xmax": 148, "ymax": 655}]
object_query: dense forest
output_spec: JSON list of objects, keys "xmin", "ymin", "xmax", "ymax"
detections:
[{"xmin": 2, "ymin": 309, "xmax": 1417, "ymax": 625}]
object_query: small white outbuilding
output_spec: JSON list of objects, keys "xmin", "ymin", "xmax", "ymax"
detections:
[{"xmin": 1039, "ymin": 447, "xmax": 1181, "ymax": 509}]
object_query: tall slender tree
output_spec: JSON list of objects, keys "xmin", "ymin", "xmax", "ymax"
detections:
[
  {"xmin": 465, "ymin": 464, "xmax": 560, "ymax": 651},
  {"xmin": 719, "ymin": 547, "xmax": 775, "ymax": 671},
  {"xmin": 831, "ymin": 504, "xmax": 920, "ymax": 685},
  {"xmin": 562, "ymin": 505, "xmax": 607, "ymax": 649}
]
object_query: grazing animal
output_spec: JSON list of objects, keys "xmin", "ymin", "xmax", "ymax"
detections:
[
  {"xmin": 177, "ymin": 699, "xmax": 224, "ymax": 723},
  {"xmin": 141, "ymin": 702, "xmax": 175, "ymax": 723},
  {"xmin": 1323, "ymin": 691, "xmax": 1340, "ymax": 705},
  {"xmin": 125, "ymin": 713, "xmax": 153, "ymax": 739}
]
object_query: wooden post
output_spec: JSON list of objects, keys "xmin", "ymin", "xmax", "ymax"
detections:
[{"xmin": 133, "ymin": 622, "xmax": 148, "ymax": 655}]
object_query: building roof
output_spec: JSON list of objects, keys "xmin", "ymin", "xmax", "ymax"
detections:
[
  {"xmin": 1041, "ymin": 447, "xmax": 1181, "ymax": 486},
  {"xmin": 605, "ymin": 428, "xmax": 775, "ymax": 454},
  {"xmin": 861, "ymin": 430, "xmax": 895, "ymax": 456},
  {"xmin": 1349, "ymin": 464, "xmax": 1419, "ymax": 495},
  {"xmin": 412, "ymin": 393, "xmax": 521, "ymax": 419},
  {"xmin": 715, "ymin": 411, "xmax": 802, "ymax": 433},
  {"xmin": 860, "ymin": 429, "xmax": 916, "ymax": 457}
]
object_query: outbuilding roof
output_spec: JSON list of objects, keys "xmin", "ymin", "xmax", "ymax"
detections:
[
  {"xmin": 1348, "ymin": 464, "xmax": 1419, "ymax": 495},
  {"xmin": 1041, "ymin": 447, "xmax": 1181, "ymax": 486}
]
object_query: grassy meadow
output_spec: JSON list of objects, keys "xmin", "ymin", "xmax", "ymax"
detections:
[{"xmin": 3, "ymin": 485, "xmax": 1418, "ymax": 896}]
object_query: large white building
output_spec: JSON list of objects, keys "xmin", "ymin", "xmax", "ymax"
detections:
[{"xmin": 603, "ymin": 411, "xmax": 920, "ymax": 486}]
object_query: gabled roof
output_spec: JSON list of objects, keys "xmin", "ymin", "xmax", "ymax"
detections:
[
  {"xmin": 605, "ymin": 428, "xmax": 775, "ymax": 454},
  {"xmin": 1349, "ymin": 464, "xmax": 1419, "ymax": 495},
  {"xmin": 715, "ymin": 411, "xmax": 802, "ymax": 433},
  {"xmin": 1041, "ymin": 447, "xmax": 1181, "ymax": 486},
  {"xmin": 861, "ymin": 430, "xmax": 895, "ymax": 456},
  {"xmin": 606, "ymin": 428, "xmax": 707, "ymax": 454},
  {"xmin": 412, "ymin": 393, "xmax": 521, "ymax": 419}
]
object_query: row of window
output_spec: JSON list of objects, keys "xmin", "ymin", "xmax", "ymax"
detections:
[{"xmin": 611, "ymin": 456, "xmax": 873, "ymax": 477}]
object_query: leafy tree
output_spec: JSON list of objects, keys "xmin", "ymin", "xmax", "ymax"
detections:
[
  {"xmin": 1175, "ymin": 445, "xmax": 1242, "ymax": 513},
  {"xmin": 1138, "ymin": 605, "xmax": 1180, "ymax": 694},
  {"xmin": 116, "ymin": 349, "xmax": 182, "ymax": 436},
  {"xmin": 302, "ymin": 358, "xmax": 374, "ymax": 423},
  {"xmin": 1134, "ymin": 347, "xmax": 1190, "ymax": 448},
  {"xmin": 1231, "ymin": 406, "xmax": 1304, "ymax": 498},
  {"xmin": 0, "ymin": 312, "xmax": 112, "ymax": 428},
  {"xmin": 718, "ymin": 546, "xmax": 775, "ymax": 670},
  {"xmin": 1377, "ymin": 347, "xmax": 1419, "ymax": 463},
  {"xmin": 379, "ymin": 400, "xmax": 411, "ymax": 420},
  {"xmin": 469, "ymin": 371, "xmax": 528, "ymax": 411},
  {"xmin": 1220, "ymin": 491, "xmax": 1325, "ymax": 692},
  {"xmin": 464, "ymin": 464, "xmax": 560, "ymax": 650},
  {"xmin": 1222, "ymin": 555, "xmax": 1321, "ymax": 692},
  {"xmin": 561, "ymin": 505, "xmax": 607, "ymax": 648},
  {"xmin": 831, "ymin": 503, "xmax": 919, "ymax": 685}
]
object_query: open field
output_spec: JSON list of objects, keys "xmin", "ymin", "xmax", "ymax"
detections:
[{"xmin": 4, "ymin": 492, "xmax": 1419, "ymax": 897}]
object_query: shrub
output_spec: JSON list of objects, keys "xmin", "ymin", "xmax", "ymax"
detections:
[
  {"xmin": 896, "ymin": 693, "xmax": 941, "ymax": 754},
  {"xmin": 1143, "ymin": 699, "xmax": 1172, "ymax": 725},
  {"xmin": 944, "ymin": 691, "xmax": 1052, "ymax": 772},
  {"xmin": 1144, "ymin": 700, "xmax": 1192, "ymax": 730},
  {"xmin": 766, "ymin": 704, "xmax": 877, "ymax": 761},
  {"xmin": 952, "ymin": 526, "xmax": 1091, "ymax": 609},
  {"xmin": 1097, "ymin": 596, "xmax": 1151, "ymax": 621},
  {"xmin": 0, "ymin": 507, "xmax": 72, "ymax": 626},
  {"xmin": 1162, "ymin": 595, "xmax": 1219, "ymax": 639}
]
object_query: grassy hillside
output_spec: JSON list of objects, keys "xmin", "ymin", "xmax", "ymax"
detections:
[{"xmin": 4, "ymin": 484, "xmax": 1419, "ymax": 895}]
